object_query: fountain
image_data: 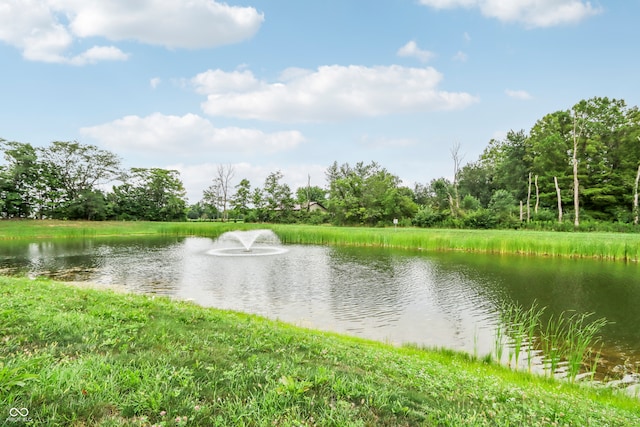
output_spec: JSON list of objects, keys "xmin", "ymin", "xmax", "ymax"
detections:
[{"xmin": 207, "ymin": 229, "xmax": 288, "ymax": 257}]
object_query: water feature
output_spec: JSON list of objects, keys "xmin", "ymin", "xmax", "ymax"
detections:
[
  {"xmin": 1, "ymin": 235, "xmax": 639, "ymax": 385},
  {"xmin": 207, "ymin": 229, "xmax": 288, "ymax": 256}
]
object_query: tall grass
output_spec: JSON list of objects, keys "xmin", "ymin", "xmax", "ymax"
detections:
[
  {"xmin": 270, "ymin": 225, "xmax": 640, "ymax": 261},
  {"xmin": 497, "ymin": 302, "xmax": 608, "ymax": 383},
  {"xmin": 498, "ymin": 301, "xmax": 545, "ymax": 371},
  {"xmin": 3, "ymin": 221, "xmax": 640, "ymax": 261}
]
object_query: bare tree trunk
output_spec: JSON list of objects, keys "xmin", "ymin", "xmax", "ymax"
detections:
[
  {"xmin": 215, "ymin": 164, "xmax": 235, "ymax": 221},
  {"xmin": 573, "ymin": 138, "xmax": 579, "ymax": 227},
  {"xmin": 527, "ymin": 172, "xmax": 532, "ymax": 222},
  {"xmin": 634, "ymin": 164, "xmax": 640, "ymax": 225},
  {"xmin": 450, "ymin": 142, "xmax": 464, "ymax": 213},
  {"xmin": 554, "ymin": 176, "xmax": 563, "ymax": 223},
  {"xmin": 571, "ymin": 108, "xmax": 586, "ymax": 228},
  {"xmin": 448, "ymin": 193, "xmax": 456, "ymax": 217},
  {"xmin": 520, "ymin": 201, "xmax": 524, "ymax": 222},
  {"xmin": 534, "ymin": 175, "xmax": 539, "ymax": 214}
]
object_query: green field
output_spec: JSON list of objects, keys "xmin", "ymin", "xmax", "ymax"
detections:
[
  {"xmin": 1, "ymin": 276, "xmax": 639, "ymax": 426},
  {"xmin": 2, "ymin": 220, "xmax": 640, "ymax": 261}
]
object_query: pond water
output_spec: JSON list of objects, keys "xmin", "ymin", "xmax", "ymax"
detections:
[{"xmin": 1, "ymin": 232, "xmax": 639, "ymax": 381}]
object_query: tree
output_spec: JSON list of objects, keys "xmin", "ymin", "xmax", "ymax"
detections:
[
  {"xmin": 0, "ymin": 140, "xmax": 40, "ymax": 218},
  {"xmin": 250, "ymin": 187, "xmax": 266, "ymax": 222},
  {"xmin": 450, "ymin": 142, "xmax": 464, "ymax": 213},
  {"xmin": 457, "ymin": 160, "xmax": 495, "ymax": 207},
  {"xmin": 231, "ymin": 178, "xmax": 252, "ymax": 218},
  {"xmin": 296, "ymin": 183, "xmax": 327, "ymax": 208},
  {"xmin": 481, "ymin": 130, "xmax": 531, "ymax": 203},
  {"xmin": 528, "ymin": 97, "xmax": 640, "ymax": 223},
  {"xmin": 38, "ymin": 141, "xmax": 121, "ymax": 218},
  {"xmin": 263, "ymin": 171, "xmax": 294, "ymax": 222},
  {"xmin": 488, "ymin": 189, "xmax": 517, "ymax": 225},
  {"xmin": 203, "ymin": 164, "xmax": 235, "ymax": 221},
  {"xmin": 528, "ymin": 111, "xmax": 573, "ymax": 217},
  {"xmin": 111, "ymin": 168, "xmax": 187, "ymax": 221},
  {"xmin": 326, "ymin": 161, "xmax": 416, "ymax": 225}
]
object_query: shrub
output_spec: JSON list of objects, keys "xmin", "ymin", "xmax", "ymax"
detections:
[{"xmin": 412, "ymin": 206, "xmax": 447, "ymax": 227}]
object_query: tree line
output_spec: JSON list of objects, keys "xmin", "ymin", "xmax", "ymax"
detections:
[
  {"xmin": 2, "ymin": 96, "xmax": 640, "ymax": 229},
  {"xmin": 0, "ymin": 140, "xmax": 186, "ymax": 221}
]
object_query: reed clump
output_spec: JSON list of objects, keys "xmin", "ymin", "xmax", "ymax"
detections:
[{"xmin": 496, "ymin": 301, "xmax": 609, "ymax": 383}]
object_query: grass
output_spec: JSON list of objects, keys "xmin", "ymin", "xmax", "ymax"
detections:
[
  {"xmin": 3, "ymin": 220, "xmax": 640, "ymax": 261},
  {"xmin": 1, "ymin": 276, "xmax": 639, "ymax": 426},
  {"xmin": 496, "ymin": 302, "xmax": 607, "ymax": 382}
]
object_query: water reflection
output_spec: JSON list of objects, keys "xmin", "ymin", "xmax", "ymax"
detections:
[{"xmin": 1, "ymin": 236, "xmax": 639, "ymax": 377}]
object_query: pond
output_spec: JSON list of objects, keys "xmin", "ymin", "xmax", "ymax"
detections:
[{"xmin": 1, "ymin": 231, "xmax": 639, "ymax": 382}]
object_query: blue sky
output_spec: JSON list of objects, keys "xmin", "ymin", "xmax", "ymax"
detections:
[{"xmin": 1, "ymin": 0, "xmax": 636, "ymax": 202}]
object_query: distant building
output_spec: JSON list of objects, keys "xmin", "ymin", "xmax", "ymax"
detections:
[{"xmin": 292, "ymin": 201, "xmax": 328, "ymax": 213}]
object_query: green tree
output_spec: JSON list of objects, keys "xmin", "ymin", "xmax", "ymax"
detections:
[
  {"xmin": 295, "ymin": 185, "xmax": 327, "ymax": 208},
  {"xmin": 39, "ymin": 141, "xmax": 121, "ymax": 219},
  {"xmin": 263, "ymin": 171, "xmax": 294, "ymax": 222},
  {"xmin": 480, "ymin": 130, "xmax": 531, "ymax": 203},
  {"xmin": 457, "ymin": 160, "xmax": 495, "ymax": 208},
  {"xmin": 528, "ymin": 97, "xmax": 640, "ymax": 223},
  {"xmin": 111, "ymin": 168, "xmax": 187, "ymax": 221},
  {"xmin": 250, "ymin": 187, "xmax": 266, "ymax": 222},
  {"xmin": 231, "ymin": 178, "xmax": 252, "ymax": 219},
  {"xmin": 326, "ymin": 161, "xmax": 416, "ymax": 225},
  {"xmin": 528, "ymin": 110, "xmax": 573, "ymax": 216},
  {"xmin": 0, "ymin": 140, "xmax": 40, "ymax": 218}
]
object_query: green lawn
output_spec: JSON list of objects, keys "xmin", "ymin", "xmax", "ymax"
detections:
[{"xmin": 1, "ymin": 277, "xmax": 638, "ymax": 426}]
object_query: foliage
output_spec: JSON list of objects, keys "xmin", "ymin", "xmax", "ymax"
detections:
[
  {"xmin": 262, "ymin": 170, "xmax": 295, "ymax": 223},
  {"xmin": 326, "ymin": 161, "xmax": 417, "ymax": 225},
  {"xmin": 110, "ymin": 168, "xmax": 187, "ymax": 221}
]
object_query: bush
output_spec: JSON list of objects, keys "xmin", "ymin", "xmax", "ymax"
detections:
[
  {"xmin": 462, "ymin": 208, "xmax": 497, "ymax": 229},
  {"xmin": 412, "ymin": 206, "xmax": 448, "ymax": 227},
  {"xmin": 461, "ymin": 194, "xmax": 481, "ymax": 211}
]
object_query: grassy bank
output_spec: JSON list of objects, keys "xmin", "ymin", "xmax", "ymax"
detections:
[
  {"xmin": 3, "ymin": 220, "xmax": 640, "ymax": 261},
  {"xmin": 1, "ymin": 276, "xmax": 638, "ymax": 426}
]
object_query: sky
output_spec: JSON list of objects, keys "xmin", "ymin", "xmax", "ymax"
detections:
[{"xmin": 1, "ymin": 0, "xmax": 637, "ymax": 203}]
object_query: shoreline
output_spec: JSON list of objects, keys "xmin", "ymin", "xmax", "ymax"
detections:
[{"xmin": 2, "ymin": 276, "xmax": 639, "ymax": 425}]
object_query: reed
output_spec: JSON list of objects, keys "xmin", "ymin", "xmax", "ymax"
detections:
[
  {"xmin": 540, "ymin": 313, "xmax": 567, "ymax": 377},
  {"xmin": 496, "ymin": 302, "xmax": 607, "ymax": 383},
  {"xmin": 564, "ymin": 312, "xmax": 609, "ymax": 383},
  {"xmin": 3, "ymin": 221, "xmax": 640, "ymax": 261},
  {"xmin": 498, "ymin": 301, "xmax": 546, "ymax": 371},
  {"xmin": 269, "ymin": 225, "xmax": 640, "ymax": 261}
]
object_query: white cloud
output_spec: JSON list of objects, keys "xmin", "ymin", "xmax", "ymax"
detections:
[
  {"xmin": 453, "ymin": 51, "xmax": 468, "ymax": 62},
  {"xmin": 150, "ymin": 78, "xmax": 161, "ymax": 89},
  {"xmin": 397, "ymin": 41, "xmax": 435, "ymax": 63},
  {"xmin": 192, "ymin": 69, "xmax": 262, "ymax": 95},
  {"xmin": 418, "ymin": 0, "xmax": 602, "ymax": 27},
  {"xmin": 505, "ymin": 89, "xmax": 532, "ymax": 100},
  {"xmin": 195, "ymin": 65, "xmax": 478, "ymax": 122},
  {"xmin": 69, "ymin": 45, "xmax": 129, "ymax": 65},
  {"xmin": 0, "ymin": 0, "xmax": 263, "ymax": 64},
  {"xmin": 79, "ymin": 113, "xmax": 305, "ymax": 156}
]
